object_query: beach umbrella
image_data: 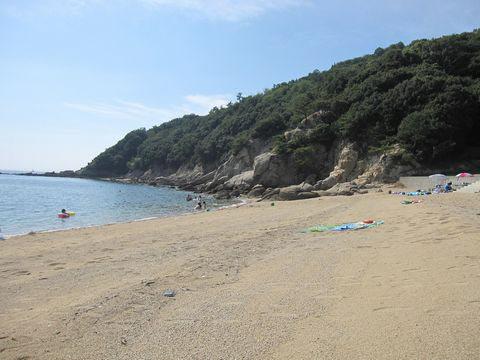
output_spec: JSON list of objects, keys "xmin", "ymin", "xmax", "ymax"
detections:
[
  {"xmin": 429, "ymin": 174, "xmax": 447, "ymax": 186},
  {"xmin": 456, "ymin": 172, "xmax": 473, "ymax": 178},
  {"xmin": 429, "ymin": 174, "xmax": 447, "ymax": 180},
  {"xmin": 456, "ymin": 172, "xmax": 474, "ymax": 186}
]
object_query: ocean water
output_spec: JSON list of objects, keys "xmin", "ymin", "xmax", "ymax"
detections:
[{"xmin": 0, "ymin": 174, "xmax": 231, "ymax": 237}]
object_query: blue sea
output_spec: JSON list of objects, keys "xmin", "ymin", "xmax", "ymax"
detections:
[{"xmin": 0, "ymin": 174, "xmax": 231, "ymax": 237}]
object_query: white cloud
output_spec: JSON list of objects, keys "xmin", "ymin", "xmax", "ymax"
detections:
[
  {"xmin": 64, "ymin": 100, "xmax": 176, "ymax": 121},
  {"xmin": 141, "ymin": 0, "xmax": 309, "ymax": 21},
  {"xmin": 185, "ymin": 94, "xmax": 231, "ymax": 109},
  {"xmin": 64, "ymin": 94, "xmax": 232, "ymax": 122}
]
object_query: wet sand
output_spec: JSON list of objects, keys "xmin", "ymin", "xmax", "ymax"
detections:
[{"xmin": 1, "ymin": 192, "xmax": 479, "ymax": 359}]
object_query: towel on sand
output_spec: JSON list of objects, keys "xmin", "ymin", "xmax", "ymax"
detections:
[
  {"xmin": 304, "ymin": 220, "xmax": 384, "ymax": 233},
  {"xmin": 401, "ymin": 199, "xmax": 423, "ymax": 205}
]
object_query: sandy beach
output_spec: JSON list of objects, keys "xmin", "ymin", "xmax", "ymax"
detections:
[{"xmin": 1, "ymin": 191, "xmax": 479, "ymax": 359}]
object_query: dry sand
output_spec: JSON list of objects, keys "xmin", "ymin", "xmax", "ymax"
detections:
[{"xmin": 1, "ymin": 191, "xmax": 479, "ymax": 359}]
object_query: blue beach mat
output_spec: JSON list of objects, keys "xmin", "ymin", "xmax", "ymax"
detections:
[{"xmin": 391, "ymin": 191, "xmax": 431, "ymax": 196}]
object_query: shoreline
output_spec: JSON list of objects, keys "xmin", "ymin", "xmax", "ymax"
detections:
[{"xmin": 2, "ymin": 197, "xmax": 249, "ymax": 240}]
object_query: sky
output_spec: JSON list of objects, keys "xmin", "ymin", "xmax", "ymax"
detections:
[{"xmin": 1, "ymin": 0, "xmax": 479, "ymax": 172}]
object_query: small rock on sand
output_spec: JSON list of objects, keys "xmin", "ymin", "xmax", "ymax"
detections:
[{"xmin": 163, "ymin": 289, "xmax": 176, "ymax": 297}]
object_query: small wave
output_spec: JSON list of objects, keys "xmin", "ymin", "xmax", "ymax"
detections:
[{"xmin": 133, "ymin": 217, "xmax": 158, "ymax": 222}]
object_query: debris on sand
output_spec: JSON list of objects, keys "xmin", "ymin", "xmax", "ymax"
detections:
[{"xmin": 162, "ymin": 289, "xmax": 176, "ymax": 297}]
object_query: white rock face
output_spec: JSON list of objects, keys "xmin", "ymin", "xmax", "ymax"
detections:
[{"xmin": 316, "ymin": 143, "xmax": 359, "ymax": 190}]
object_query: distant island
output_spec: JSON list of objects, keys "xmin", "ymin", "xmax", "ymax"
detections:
[
  {"xmin": 18, "ymin": 170, "xmax": 78, "ymax": 178},
  {"xmin": 76, "ymin": 30, "xmax": 480, "ymax": 200}
]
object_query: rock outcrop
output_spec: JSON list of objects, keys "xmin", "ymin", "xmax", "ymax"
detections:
[
  {"xmin": 118, "ymin": 136, "xmax": 416, "ymax": 202},
  {"xmin": 223, "ymin": 171, "xmax": 254, "ymax": 191},
  {"xmin": 355, "ymin": 145, "xmax": 420, "ymax": 185},
  {"xmin": 284, "ymin": 111, "xmax": 333, "ymax": 143},
  {"xmin": 207, "ymin": 140, "xmax": 268, "ymax": 188},
  {"xmin": 278, "ymin": 186, "xmax": 319, "ymax": 201},
  {"xmin": 248, "ymin": 184, "xmax": 266, "ymax": 197},
  {"xmin": 252, "ymin": 152, "xmax": 298, "ymax": 188},
  {"xmin": 315, "ymin": 143, "xmax": 359, "ymax": 190}
]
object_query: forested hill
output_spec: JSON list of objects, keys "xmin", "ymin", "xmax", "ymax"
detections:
[{"xmin": 81, "ymin": 30, "xmax": 480, "ymax": 179}]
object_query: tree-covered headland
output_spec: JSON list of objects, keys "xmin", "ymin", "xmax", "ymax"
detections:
[{"xmin": 81, "ymin": 30, "xmax": 480, "ymax": 179}]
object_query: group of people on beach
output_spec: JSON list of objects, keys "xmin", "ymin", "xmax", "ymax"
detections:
[
  {"xmin": 434, "ymin": 182, "xmax": 453, "ymax": 193},
  {"xmin": 194, "ymin": 200, "xmax": 207, "ymax": 210},
  {"xmin": 186, "ymin": 194, "xmax": 207, "ymax": 210},
  {"xmin": 389, "ymin": 182, "xmax": 454, "ymax": 196}
]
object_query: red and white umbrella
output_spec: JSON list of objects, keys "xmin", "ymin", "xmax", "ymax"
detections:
[{"xmin": 456, "ymin": 172, "xmax": 473, "ymax": 178}]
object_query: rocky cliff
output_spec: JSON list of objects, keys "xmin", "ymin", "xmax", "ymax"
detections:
[{"xmin": 117, "ymin": 120, "xmax": 421, "ymax": 201}]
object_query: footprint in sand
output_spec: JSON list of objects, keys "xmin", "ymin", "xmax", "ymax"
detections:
[
  {"xmin": 373, "ymin": 306, "xmax": 411, "ymax": 312},
  {"xmin": 86, "ymin": 256, "xmax": 112, "ymax": 264},
  {"xmin": 12, "ymin": 270, "xmax": 31, "ymax": 276},
  {"xmin": 48, "ymin": 262, "xmax": 66, "ymax": 267},
  {"xmin": 47, "ymin": 263, "xmax": 65, "ymax": 270}
]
